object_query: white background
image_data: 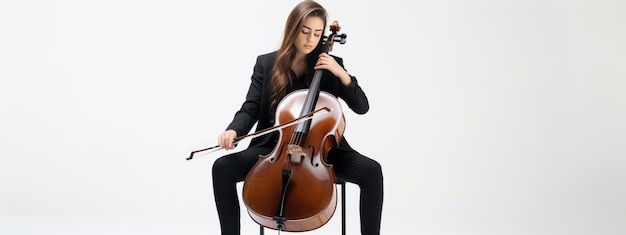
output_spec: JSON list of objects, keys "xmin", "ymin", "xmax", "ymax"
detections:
[{"xmin": 1, "ymin": 0, "xmax": 625, "ymax": 234}]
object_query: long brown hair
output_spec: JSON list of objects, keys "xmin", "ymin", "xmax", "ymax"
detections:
[{"xmin": 269, "ymin": 0, "xmax": 327, "ymax": 113}]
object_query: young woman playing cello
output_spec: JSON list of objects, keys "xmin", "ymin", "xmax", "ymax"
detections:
[{"xmin": 211, "ymin": 1, "xmax": 383, "ymax": 234}]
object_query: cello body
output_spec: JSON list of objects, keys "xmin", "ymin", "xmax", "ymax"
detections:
[{"xmin": 242, "ymin": 90, "xmax": 345, "ymax": 232}]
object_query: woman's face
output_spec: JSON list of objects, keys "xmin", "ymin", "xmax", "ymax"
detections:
[{"xmin": 294, "ymin": 16, "xmax": 324, "ymax": 55}]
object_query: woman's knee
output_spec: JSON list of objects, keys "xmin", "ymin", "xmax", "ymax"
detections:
[
  {"xmin": 356, "ymin": 158, "xmax": 383, "ymax": 187},
  {"xmin": 212, "ymin": 156, "xmax": 233, "ymax": 178},
  {"xmin": 365, "ymin": 158, "xmax": 383, "ymax": 178}
]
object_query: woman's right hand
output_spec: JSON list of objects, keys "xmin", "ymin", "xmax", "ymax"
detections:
[{"xmin": 218, "ymin": 130, "xmax": 237, "ymax": 150}]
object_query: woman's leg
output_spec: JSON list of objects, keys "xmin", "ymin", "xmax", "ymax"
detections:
[
  {"xmin": 328, "ymin": 149, "xmax": 384, "ymax": 235},
  {"xmin": 212, "ymin": 147, "xmax": 272, "ymax": 235}
]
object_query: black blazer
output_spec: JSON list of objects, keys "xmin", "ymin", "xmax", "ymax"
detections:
[{"xmin": 226, "ymin": 51, "xmax": 369, "ymax": 151}]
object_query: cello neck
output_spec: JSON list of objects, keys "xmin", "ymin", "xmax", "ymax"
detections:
[
  {"xmin": 293, "ymin": 68, "xmax": 324, "ymax": 135},
  {"xmin": 292, "ymin": 21, "xmax": 344, "ymax": 139}
]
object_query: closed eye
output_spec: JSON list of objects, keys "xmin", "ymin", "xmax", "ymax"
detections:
[{"xmin": 302, "ymin": 26, "xmax": 323, "ymax": 37}]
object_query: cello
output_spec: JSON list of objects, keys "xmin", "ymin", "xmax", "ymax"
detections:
[{"xmin": 241, "ymin": 21, "xmax": 348, "ymax": 232}]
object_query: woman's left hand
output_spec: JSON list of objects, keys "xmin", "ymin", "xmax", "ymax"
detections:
[{"xmin": 315, "ymin": 53, "xmax": 353, "ymax": 87}]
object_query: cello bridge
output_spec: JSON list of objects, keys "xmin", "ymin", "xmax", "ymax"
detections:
[{"xmin": 287, "ymin": 144, "xmax": 305, "ymax": 164}]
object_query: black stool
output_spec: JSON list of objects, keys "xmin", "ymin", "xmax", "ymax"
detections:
[{"xmin": 259, "ymin": 181, "xmax": 347, "ymax": 235}]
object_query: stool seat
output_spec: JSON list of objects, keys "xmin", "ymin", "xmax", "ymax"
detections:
[{"xmin": 259, "ymin": 180, "xmax": 347, "ymax": 235}]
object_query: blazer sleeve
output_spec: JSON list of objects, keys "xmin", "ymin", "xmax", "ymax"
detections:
[
  {"xmin": 226, "ymin": 55, "xmax": 264, "ymax": 136},
  {"xmin": 335, "ymin": 56, "xmax": 370, "ymax": 115}
]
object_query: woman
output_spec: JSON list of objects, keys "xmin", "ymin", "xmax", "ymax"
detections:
[{"xmin": 211, "ymin": 1, "xmax": 383, "ymax": 234}]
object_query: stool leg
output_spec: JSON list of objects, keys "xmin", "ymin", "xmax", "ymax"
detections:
[
  {"xmin": 260, "ymin": 225, "xmax": 264, "ymax": 235},
  {"xmin": 341, "ymin": 182, "xmax": 346, "ymax": 235}
]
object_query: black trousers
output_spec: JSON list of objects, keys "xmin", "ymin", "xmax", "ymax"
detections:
[{"xmin": 212, "ymin": 146, "xmax": 383, "ymax": 235}]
